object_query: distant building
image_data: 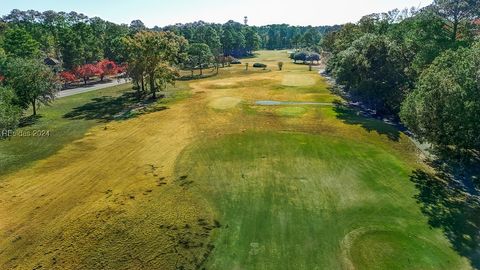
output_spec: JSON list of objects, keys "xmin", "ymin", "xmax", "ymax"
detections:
[
  {"xmin": 44, "ymin": 57, "xmax": 61, "ymax": 73},
  {"xmin": 244, "ymin": 16, "xmax": 248, "ymax": 26},
  {"xmin": 44, "ymin": 57, "xmax": 60, "ymax": 66}
]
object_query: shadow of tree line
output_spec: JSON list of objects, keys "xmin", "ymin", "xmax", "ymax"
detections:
[
  {"xmin": 333, "ymin": 95, "xmax": 480, "ymax": 267},
  {"xmin": 411, "ymin": 149, "xmax": 480, "ymax": 269},
  {"xmin": 63, "ymin": 92, "xmax": 167, "ymax": 122},
  {"xmin": 333, "ymin": 103, "xmax": 401, "ymax": 141}
]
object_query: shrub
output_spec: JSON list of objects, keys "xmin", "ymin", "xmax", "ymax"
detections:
[
  {"xmin": 293, "ymin": 52, "xmax": 307, "ymax": 63},
  {"xmin": 307, "ymin": 53, "xmax": 320, "ymax": 63},
  {"xmin": 278, "ymin": 62, "xmax": 284, "ymax": 70},
  {"xmin": 253, "ymin": 63, "xmax": 267, "ymax": 68}
]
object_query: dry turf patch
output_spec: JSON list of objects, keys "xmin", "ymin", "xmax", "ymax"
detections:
[
  {"xmin": 208, "ymin": 97, "xmax": 242, "ymax": 110},
  {"xmin": 0, "ymin": 101, "xmax": 218, "ymax": 270},
  {"xmin": 0, "ymin": 50, "xmax": 471, "ymax": 270},
  {"xmin": 282, "ymin": 74, "xmax": 317, "ymax": 86}
]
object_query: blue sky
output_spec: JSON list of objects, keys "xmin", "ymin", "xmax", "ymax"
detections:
[{"xmin": 0, "ymin": 0, "xmax": 432, "ymax": 27}]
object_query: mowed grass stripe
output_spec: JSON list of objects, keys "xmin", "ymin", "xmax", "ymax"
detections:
[
  {"xmin": 0, "ymin": 84, "xmax": 132, "ymax": 176},
  {"xmin": 175, "ymin": 132, "xmax": 467, "ymax": 270}
]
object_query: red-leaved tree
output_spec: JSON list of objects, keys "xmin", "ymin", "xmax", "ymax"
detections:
[
  {"xmin": 96, "ymin": 59, "xmax": 118, "ymax": 81},
  {"xmin": 59, "ymin": 71, "xmax": 77, "ymax": 87},
  {"xmin": 74, "ymin": 64, "xmax": 102, "ymax": 85},
  {"xmin": 116, "ymin": 64, "xmax": 126, "ymax": 74}
]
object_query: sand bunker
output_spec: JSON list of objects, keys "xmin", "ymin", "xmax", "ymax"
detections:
[
  {"xmin": 208, "ymin": 97, "xmax": 242, "ymax": 110},
  {"xmin": 282, "ymin": 74, "xmax": 316, "ymax": 86}
]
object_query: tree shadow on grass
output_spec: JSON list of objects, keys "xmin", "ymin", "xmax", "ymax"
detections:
[
  {"xmin": 19, "ymin": 115, "xmax": 43, "ymax": 127},
  {"xmin": 333, "ymin": 104, "xmax": 400, "ymax": 141},
  {"xmin": 63, "ymin": 92, "xmax": 166, "ymax": 122},
  {"xmin": 411, "ymin": 168, "xmax": 480, "ymax": 269},
  {"xmin": 428, "ymin": 148, "xmax": 480, "ymax": 195}
]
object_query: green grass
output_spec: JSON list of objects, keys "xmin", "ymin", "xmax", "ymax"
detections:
[
  {"xmin": 175, "ymin": 132, "xmax": 466, "ymax": 269},
  {"xmin": 0, "ymin": 83, "xmax": 190, "ymax": 176},
  {"xmin": 276, "ymin": 106, "xmax": 307, "ymax": 117},
  {"xmin": 0, "ymin": 50, "xmax": 471, "ymax": 269},
  {"xmin": 0, "ymin": 84, "xmax": 131, "ymax": 176}
]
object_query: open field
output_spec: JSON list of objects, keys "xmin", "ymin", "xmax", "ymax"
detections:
[
  {"xmin": 0, "ymin": 84, "xmax": 133, "ymax": 176},
  {"xmin": 0, "ymin": 51, "xmax": 472, "ymax": 269}
]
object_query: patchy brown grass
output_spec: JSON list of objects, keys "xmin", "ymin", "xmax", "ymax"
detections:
[{"xmin": 0, "ymin": 50, "xmax": 431, "ymax": 269}]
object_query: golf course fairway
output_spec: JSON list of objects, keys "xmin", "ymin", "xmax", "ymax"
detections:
[{"xmin": 0, "ymin": 51, "xmax": 471, "ymax": 269}]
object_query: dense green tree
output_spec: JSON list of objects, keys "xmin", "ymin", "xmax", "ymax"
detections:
[
  {"xmin": 0, "ymin": 86, "xmax": 22, "ymax": 137},
  {"xmin": 2, "ymin": 58, "xmax": 60, "ymax": 115},
  {"xmin": 244, "ymin": 27, "xmax": 261, "ymax": 55},
  {"xmin": 1, "ymin": 10, "xmax": 57, "ymax": 56},
  {"xmin": 302, "ymin": 27, "xmax": 321, "ymax": 47},
  {"xmin": 1, "ymin": 10, "xmax": 130, "ymax": 70},
  {"xmin": 1, "ymin": 9, "xmax": 339, "ymax": 70},
  {"xmin": 401, "ymin": 43, "xmax": 480, "ymax": 151},
  {"xmin": 257, "ymin": 24, "xmax": 337, "ymax": 50},
  {"xmin": 332, "ymin": 23, "xmax": 364, "ymax": 52},
  {"xmin": 129, "ymin": 20, "xmax": 147, "ymax": 34},
  {"xmin": 122, "ymin": 35, "xmax": 147, "ymax": 94},
  {"xmin": 123, "ymin": 31, "xmax": 187, "ymax": 99},
  {"xmin": 221, "ymin": 21, "xmax": 246, "ymax": 57},
  {"xmin": 104, "ymin": 22, "xmax": 129, "ymax": 63},
  {"xmin": 58, "ymin": 27, "xmax": 84, "ymax": 69},
  {"xmin": 3, "ymin": 27, "xmax": 40, "ymax": 58},
  {"xmin": 323, "ymin": 4, "xmax": 471, "ymax": 120},
  {"xmin": 329, "ymin": 34, "xmax": 409, "ymax": 115},
  {"xmin": 388, "ymin": 11, "xmax": 452, "ymax": 78},
  {"xmin": 160, "ymin": 22, "xmax": 337, "ymax": 57},
  {"xmin": 188, "ymin": 43, "xmax": 213, "ymax": 75},
  {"xmin": 433, "ymin": 0, "xmax": 480, "ymax": 41},
  {"xmin": 291, "ymin": 33, "xmax": 303, "ymax": 49},
  {"xmin": 204, "ymin": 26, "xmax": 222, "ymax": 55},
  {"xmin": 266, "ymin": 27, "xmax": 281, "ymax": 50},
  {"xmin": 73, "ymin": 22, "xmax": 103, "ymax": 64}
]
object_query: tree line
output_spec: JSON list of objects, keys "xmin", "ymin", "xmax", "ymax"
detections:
[
  {"xmin": 0, "ymin": 10, "xmax": 336, "ymax": 68},
  {"xmin": 322, "ymin": 0, "xmax": 480, "ymax": 152},
  {"xmin": 0, "ymin": 9, "xmax": 335, "ymax": 137},
  {"xmin": 161, "ymin": 21, "xmax": 338, "ymax": 56}
]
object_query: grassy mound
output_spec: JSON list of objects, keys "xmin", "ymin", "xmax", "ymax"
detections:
[{"xmin": 349, "ymin": 230, "xmax": 451, "ymax": 270}]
